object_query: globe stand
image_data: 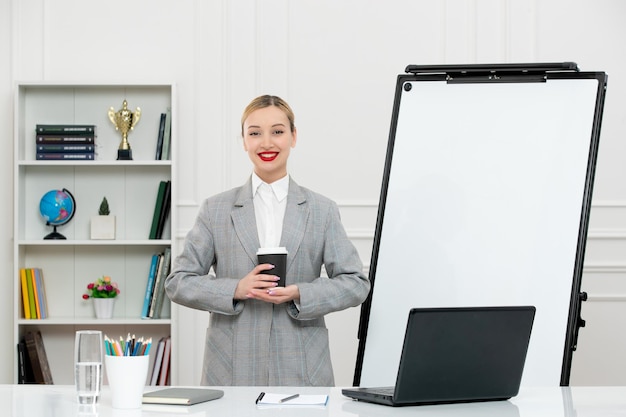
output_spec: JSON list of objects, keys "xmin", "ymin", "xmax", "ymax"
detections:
[{"xmin": 44, "ymin": 224, "xmax": 67, "ymax": 240}]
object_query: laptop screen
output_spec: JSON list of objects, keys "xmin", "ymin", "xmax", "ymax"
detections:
[{"xmin": 394, "ymin": 306, "xmax": 535, "ymax": 404}]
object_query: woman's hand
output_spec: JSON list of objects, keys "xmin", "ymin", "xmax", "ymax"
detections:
[
  {"xmin": 234, "ymin": 264, "xmax": 300, "ymax": 304},
  {"xmin": 234, "ymin": 264, "xmax": 279, "ymax": 300},
  {"xmin": 253, "ymin": 284, "xmax": 300, "ymax": 305}
]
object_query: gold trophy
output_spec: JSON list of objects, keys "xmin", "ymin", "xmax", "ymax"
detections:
[{"xmin": 108, "ymin": 100, "xmax": 141, "ymax": 160}]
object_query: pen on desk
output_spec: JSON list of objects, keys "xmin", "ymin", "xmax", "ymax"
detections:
[
  {"xmin": 279, "ymin": 394, "xmax": 299, "ymax": 403},
  {"xmin": 255, "ymin": 392, "xmax": 265, "ymax": 404}
]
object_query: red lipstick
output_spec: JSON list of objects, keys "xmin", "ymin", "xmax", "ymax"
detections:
[{"xmin": 259, "ymin": 152, "xmax": 278, "ymax": 162}]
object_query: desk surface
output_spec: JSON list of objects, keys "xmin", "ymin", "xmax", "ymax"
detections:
[{"xmin": 1, "ymin": 385, "xmax": 625, "ymax": 416}]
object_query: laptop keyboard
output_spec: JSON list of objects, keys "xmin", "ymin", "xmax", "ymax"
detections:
[{"xmin": 369, "ymin": 387, "xmax": 395, "ymax": 396}]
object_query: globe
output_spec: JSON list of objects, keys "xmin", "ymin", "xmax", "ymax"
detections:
[{"xmin": 39, "ymin": 188, "xmax": 76, "ymax": 239}]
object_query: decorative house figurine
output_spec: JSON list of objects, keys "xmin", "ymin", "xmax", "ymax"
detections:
[{"xmin": 91, "ymin": 197, "xmax": 116, "ymax": 239}]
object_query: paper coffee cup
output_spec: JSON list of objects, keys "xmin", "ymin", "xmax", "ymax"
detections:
[{"xmin": 257, "ymin": 247, "xmax": 288, "ymax": 287}]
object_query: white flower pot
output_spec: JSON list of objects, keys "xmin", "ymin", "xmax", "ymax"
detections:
[
  {"xmin": 91, "ymin": 215, "xmax": 116, "ymax": 240},
  {"xmin": 93, "ymin": 298, "xmax": 116, "ymax": 319}
]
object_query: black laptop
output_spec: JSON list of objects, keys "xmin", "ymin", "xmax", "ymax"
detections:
[{"xmin": 342, "ymin": 306, "xmax": 536, "ymax": 407}]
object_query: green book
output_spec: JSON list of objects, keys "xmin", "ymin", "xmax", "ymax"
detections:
[
  {"xmin": 155, "ymin": 180, "xmax": 171, "ymax": 239},
  {"xmin": 149, "ymin": 181, "xmax": 167, "ymax": 239},
  {"xmin": 25, "ymin": 269, "xmax": 37, "ymax": 319}
]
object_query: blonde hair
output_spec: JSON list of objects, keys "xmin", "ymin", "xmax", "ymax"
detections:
[{"xmin": 241, "ymin": 95, "xmax": 296, "ymax": 136}]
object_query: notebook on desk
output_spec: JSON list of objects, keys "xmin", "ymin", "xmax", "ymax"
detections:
[
  {"xmin": 142, "ymin": 387, "xmax": 224, "ymax": 405},
  {"xmin": 342, "ymin": 306, "xmax": 536, "ymax": 407}
]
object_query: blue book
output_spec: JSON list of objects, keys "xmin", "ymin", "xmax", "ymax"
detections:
[
  {"xmin": 141, "ymin": 254, "xmax": 160, "ymax": 318},
  {"xmin": 33, "ymin": 268, "xmax": 48, "ymax": 319}
]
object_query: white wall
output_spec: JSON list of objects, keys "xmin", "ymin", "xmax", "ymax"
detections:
[{"xmin": 1, "ymin": 0, "xmax": 625, "ymax": 386}]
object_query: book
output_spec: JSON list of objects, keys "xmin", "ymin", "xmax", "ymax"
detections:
[
  {"xmin": 33, "ymin": 268, "xmax": 48, "ymax": 319},
  {"xmin": 17, "ymin": 342, "xmax": 26, "ymax": 384},
  {"xmin": 24, "ymin": 331, "xmax": 53, "ymax": 384},
  {"xmin": 19, "ymin": 268, "xmax": 31, "ymax": 319},
  {"xmin": 148, "ymin": 253, "xmax": 166, "ymax": 318},
  {"xmin": 158, "ymin": 336, "xmax": 171, "ymax": 385},
  {"xmin": 149, "ymin": 181, "xmax": 168, "ymax": 239},
  {"xmin": 33, "ymin": 331, "xmax": 53, "ymax": 384},
  {"xmin": 37, "ymin": 144, "xmax": 95, "ymax": 153},
  {"xmin": 25, "ymin": 269, "xmax": 37, "ymax": 319},
  {"xmin": 36, "ymin": 134, "xmax": 95, "ymax": 144},
  {"xmin": 36, "ymin": 152, "xmax": 95, "ymax": 160},
  {"xmin": 141, "ymin": 254, "xmax": 160, "ymax": 318},
  {"xmin": 36, "ymin": 124, "xmax": 96, "ymax": 135},
  {"xmin": 149, "ymin": 337, "xmax": 166, "ymax": 386},
  {"xmin": 24, "ymin": 333, "xmax": 43, "ymax": 382},
  {"xmin": 30, "ymin": 269, "xmax": 41, "ymax": 319},
  {"xmin": 160, "ymin": 107, "xmax": 172, "ymax": 161},
  {"xmin": 143, "ymin": 388, "xmax": 224, "ymax": 405},
  {"xmin": 156, "ymin": 180, "xmax": 171, "ymax": 239},
  {"xmin": 155, "ymin": 112, "xmax": 166, "ymax": 160},
  {"xmin": 151, "ymin": 247, "xmax": 171, "ymax": 319},
  {"xmin": 17, "ymin": 340, "xmax": 36, "ymax": 384}
]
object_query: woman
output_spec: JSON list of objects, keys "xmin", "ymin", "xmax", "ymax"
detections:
[{"xmin": 165, "ymin": 95, "xmax": 370, "ymax": 386}]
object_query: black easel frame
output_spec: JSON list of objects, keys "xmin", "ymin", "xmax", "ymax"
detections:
[{"xmin": 354, "ymin": 63, "xmax": 607, "ymax": 387}]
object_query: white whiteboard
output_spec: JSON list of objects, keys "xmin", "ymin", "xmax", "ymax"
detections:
[{"xmin": 358, "ymin": 72, "xmax": 605, "ymax": 387}]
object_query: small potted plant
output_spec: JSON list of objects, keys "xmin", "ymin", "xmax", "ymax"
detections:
[
  {"xmin": 91, "ymin": 196, "xmax": 116, "ymax": 239},
  {"xmin": 82, "ymin": 275, "xmax": 121, "ymax": 319}
]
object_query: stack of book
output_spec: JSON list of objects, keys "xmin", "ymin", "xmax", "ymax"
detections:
[
  {"xmin": 141, "ymin": 248, "xmax": 172, "ymax": 320},
  {"xmin": 155, "ymin": 108, "xmax": 172, "ymax": 160},
  {"xmin": 18, "ymin": 331, "xmax": 53, "ymax": 384},
  {"xmin": 36, "ymin": 124, "xmax": 96, "ymax": 160},
  {"xmin": 149, "ymin": 180, "xmax": 172, "ymax": 239},
  {"xmin": 149, "ymin": 336, "xmax": 172, "ymax": 386},
  {"xmin": 19, "ymin": 268, "xmax": 48, "ymax": 319}
]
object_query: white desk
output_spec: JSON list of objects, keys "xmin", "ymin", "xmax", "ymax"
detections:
[{"xmin": 1, "ymin": 385, "xmax": 625, "ymax": 416}]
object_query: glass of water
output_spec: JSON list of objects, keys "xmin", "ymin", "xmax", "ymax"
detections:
[{"xmin": 74, "ymin": 330, "xmax": 103, "ymax": 405}]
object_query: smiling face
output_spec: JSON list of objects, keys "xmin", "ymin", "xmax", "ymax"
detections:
[{"xmin": 242, "ymin": 104, "xmax": 297, "ymax": 184}]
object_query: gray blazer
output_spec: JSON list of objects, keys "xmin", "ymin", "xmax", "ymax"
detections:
[{"xmin": 165, "ymin": 177, "xmax": 370, "ymax": 386}]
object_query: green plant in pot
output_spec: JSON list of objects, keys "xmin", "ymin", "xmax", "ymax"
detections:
[{"xmin": 91, "ymin": 196, "xmax": 116, "ymax": 239}]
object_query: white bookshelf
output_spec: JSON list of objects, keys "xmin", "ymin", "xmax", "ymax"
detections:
[{"xmin": 13, "ymin": 83, "xmax": 177, "ymax": 385}]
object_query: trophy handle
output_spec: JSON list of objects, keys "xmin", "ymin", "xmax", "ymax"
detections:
[
  {"xmin": 107, "ymin": 107, "xmax": 118, "ymax": 130},
  {"xmin": 130, "ymin": 108, "xmax": 142, "ymax": 130}
]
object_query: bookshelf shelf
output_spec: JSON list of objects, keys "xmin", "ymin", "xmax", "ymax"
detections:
[
  {"xmin": 18, "ymin": 240, "xmax": 173, "ymax": 246},
  {"xmin": 18, "ymin": 318, "xmax": 172, "ymax": 326},
  {"xmin": 13, "ymin": 82, "xmax": 177, "ymax": 385},
  {"xmin": 17, "ymin": 158, "xmax": 173, "ymax": 166}
]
